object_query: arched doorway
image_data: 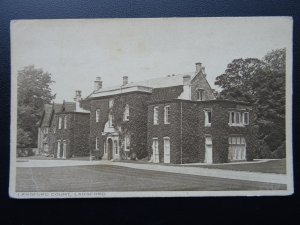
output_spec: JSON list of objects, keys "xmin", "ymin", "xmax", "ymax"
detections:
[{"xmin": 107, "ymin": 138, "xmax": 113, "ymax": 160}]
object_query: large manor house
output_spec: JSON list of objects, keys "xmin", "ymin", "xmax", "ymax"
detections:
[{"xmin": 38, "ymin": 62, "xmax": 257, "ymax": 164}]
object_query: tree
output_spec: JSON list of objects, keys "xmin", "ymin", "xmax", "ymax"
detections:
[
  {"xmin": 17, "ymin": 65, "xmax": 55, "ymax": 147},
  {"xmin": 215, "ymin": 49, "xmax": 286, "ymax": 158}
]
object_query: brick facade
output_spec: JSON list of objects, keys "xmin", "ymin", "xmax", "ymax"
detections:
[
  {"xmin": 38, "ymin": 62, "xmax": 257, "ymax": 164},
  {"xmin": 147, "ymin": 99, "xmax": 257, "ymax": 164}
]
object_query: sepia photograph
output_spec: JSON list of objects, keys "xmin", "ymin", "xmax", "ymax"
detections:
[{"xmin": 9, "ymin": 17, "xmax": 293, "ymax": 198}]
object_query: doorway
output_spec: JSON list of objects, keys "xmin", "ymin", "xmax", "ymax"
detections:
[
  {"xmin": 205, "ymin": 136, "xmax": 213, "ymax": 164},
  {"xmin": 107, "ymin": 138, "xmax": 113, "ymax": 160}
]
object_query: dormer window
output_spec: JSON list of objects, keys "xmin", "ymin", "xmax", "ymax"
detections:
[
  {"xmin": 196, "ymin": 88, "xmax": 205, "ymax": 101},
  {"xmin": 123, "ymin": 104, "xmax": 129, "ymax": 121}
]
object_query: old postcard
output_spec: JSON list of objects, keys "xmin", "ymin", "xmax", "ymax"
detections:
[{"xmin": 10, "ymin": 17, "xmax": 293, "ymax": 198}]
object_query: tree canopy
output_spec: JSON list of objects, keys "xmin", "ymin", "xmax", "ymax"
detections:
[
  {"xmin": 215, "ymin": 48, "xmax": 286, "ymax": 158},
  {"xmin": 17, "ymin": 65, "xmax": 55, "ymax": 148}
]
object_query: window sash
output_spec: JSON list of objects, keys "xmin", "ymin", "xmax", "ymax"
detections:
[
  {"xmin": 243, "ymin": 112, "xmax": 249, "ymax": 125},
  {"xmin": 58, "ymin": 117, "xmax": 62, "ymax": 129},
  {"xmin": 164, "ymin": 106, "xmax": 170, "ymax": 124},
  {"xmin": 64, "ymin": 116, "xmax": 67, "ymax": 129},
  {"xmin": 205, "ymin": 110, "xmax": 212, "ymax": 126},
  {"xmin": 153, "ymin": 107, "xmax": 159, "ymax": 124},
  {"xmin": 96, "ymin": 109, "xmax": 100, "ymax": 122}
]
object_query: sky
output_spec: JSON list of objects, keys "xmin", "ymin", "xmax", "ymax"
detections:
[{"xmin": 11, "ymin": 17, "xmax": 292, "ymax": 102}]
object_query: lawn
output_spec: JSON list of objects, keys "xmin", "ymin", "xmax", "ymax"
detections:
[
  {"xmin": 16, "ymin": 164, "xmax": 286, "ymax": 192},
  {"xmin": 190, "ymin": 159, "xmax": 286, "ymax": 174}
]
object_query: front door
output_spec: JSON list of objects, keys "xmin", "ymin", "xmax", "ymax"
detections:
[
  {"xmin": 152, "ymin": 139, "xmax": 159, "ymax": 163},
  {"xmin": 164, "ymin": 138, "xmax": 170, "ymax": 163},
  {"xmin": 205, "ymin": 136, "xmax": 213, "ymax": 164},
  {"xmin": 107, "ymin": 138, "xmax": 113, "ymax": 160}
]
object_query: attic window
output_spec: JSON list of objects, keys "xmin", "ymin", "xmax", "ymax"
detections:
[{"xmin": 196, "ymin": 88, "xmax": 205, "ymax": 101}]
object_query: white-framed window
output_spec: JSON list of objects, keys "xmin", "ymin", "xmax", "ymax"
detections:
[
  {"xmin": 96, "ymin": 109, "xmax": 100, "ymax": 122},
  {"xmin": 95, "ymin": 137, "xmax": 99, "ymax": 150},
  {"xmin": 58, "ymin": 116, "xmax": 62, "ymax": 129},
  {"xmin": 153, "ymin": 106, "xmax": 159, "ymax": 125},
  {"xmin": 164, "ymin": 105, "xmax": 170, "ymax": 124},
  {"xmin": 228, "ymin": 136, "xmax": 246, "ymax": 161},
  {"xmin": 114, "ymin": 140, "xmax": 118, "ymax": 154},
  {"xmin": 163, "ymin": 137, "xmax": 170, "ymax": 163},
  {"xmin": 124, "ymin": 134, "xmax": 130, "ymax": 152},
  {"xmin": 204, "ymin": 110, "xmax": 212, "ymax": 127},
  {"xmin": 243, "ymin": 112, "xmax": 249, "ymax": 125},
  {"xmin": 229, "ymin": 111, "xmax": 242, "ymax": 126},
  {"xmin": 108, "ymin": 113, "xmax": 113, "ymax": 127},
  {"xmin": 57, "ymin": 140, "xmax": 61, "ymax": 158},
  {"xmin": 196, "ymin": 88, "xmax": 204, "ymax": 101},
  {"xmin": 44, "ymin": 127, "xmax": 49, "ymax": 134},
  {"xmin": 64, "ymin": 115, "xmax": 67, "ymax": 129},
  {"xmin": 109, "ymin": 98, "xmax": 114, "ymax": 108},
  {"xmin": 123, "ymin": 104, "xmax": 129, "ymax": 121},
  {"xmin": 152, "ymin": 138, "xmax": 159, "ymax": 163},
  {"xmin": 62, "ymin": 140, "xmax": 67, "ymax": 159}
]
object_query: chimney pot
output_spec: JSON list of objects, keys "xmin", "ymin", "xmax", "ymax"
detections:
[
  {"xmin": 195, "ymin": 62, "xmax": 202, "ymax": 74},
  {"xmin": 183, "ymin": 75, "xmax": 191, "ymax": 85},
  {"xmin": 123, "ymin": 76, "xmax": 128, "ymax": 85},
  {"xmin": 94, "ymin": 77, "xmax": 103, "ymax": 91},
  {"xmin": 74, "ymin": 90, "xmax": 82, "ymax": 102}
]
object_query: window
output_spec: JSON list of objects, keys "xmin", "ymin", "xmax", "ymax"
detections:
[
  {"xmin": 123, "ymin": 104, "xmax": 129, "ymax": 121},
  {"xmin": 152, "ymin": 138, "xmax": 159, "ymax": 163},
  {"xmin": 164, "ymin": 105, "xmax": 170, "ymax": 124},
  {"xmin": 196, "ymin": 88, "xmax": 204, "ymax": 101},
  {"xmin": 124, "ymin": 134, "xmax": 130, "ymax": 151},
  {"xmin": 243, "ymin": 112, "xmax": 249, "ymax": 125},
  {"xmin": 229, "ymin": 111, "xmax": 249, "ymax": 126},
  {"xmin": 108, "ymin": 113, "xmax": 113, "ymax": 127},
  {"xmin": 64, "ymin": 115, "xmax": 67, "ymax": 129},
  {"xmin": 95, "ymin": 137, "xmax": 99, "ymax": 150},
  {"xmin": 163, "ymin": 137, "xmax": 170, "ymax": 163},
  {"xmin": 96, "ymin": 109, "xmax": 100, "ymax": 122},
  {"xmin": 153, "ymin": 107, "xmax": 159, "ymax": 125},
  {"xmin": 43, "ymin": 143, "xmax": 49, "ymax": 152},
  {"xmin": 204, "ymin": 110, "xmax": 212, "ymax": 126},
  {"xmin": 229, "ymin": 111, "xmax": 242, "ymax": 126},
  {"xmin": 57, "ymin": 140, "xmax": 61, "ymax": 158},
  {"xmin": 228, "ymin": 137, "xmax": 246, "ymax": 161},
  {"xmin": 53, "ymin": 126, "xmax": 56, "ymax": 134},
  {"xmin": 58, "ymin": 117, "xmax": 62, "ymax": 129},
  {"xmin": 109, "ymin": 98, "xmax": 114, "ymax": 108},
  {"xmin": 44, "ymin": 127, "xmax": 49, "ymax": 134},
  {"xmin": 114, "ymin": 140, "xmax": 118, "ymax": 154}
]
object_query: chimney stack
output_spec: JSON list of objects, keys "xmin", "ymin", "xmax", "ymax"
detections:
[
  {"xmin": 123, "ymin": 76, "xmax": 128, "ymax": 85},
  {"xmin": 74, "ymin": 90, "xmax": 82, "ymax": 102},
  {"xmin": 183, "ymin": 75, "xmax": 191, "ymax": 85},
  {"xmin": 195, "ymin": 62, "xmax": 206, "ymax": 76},
  {"xmin": 94, "ymin": 77, "xmax": 102, "ymax": 91}
]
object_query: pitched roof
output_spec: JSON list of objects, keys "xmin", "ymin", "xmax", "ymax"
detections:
[
  {"xmin": 40, "ymin": 103, "xmax": 62, "ymax": 127},
  {"xmin": 88, "ymin": 72, "xmax": 195, "ymax": 99}
]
